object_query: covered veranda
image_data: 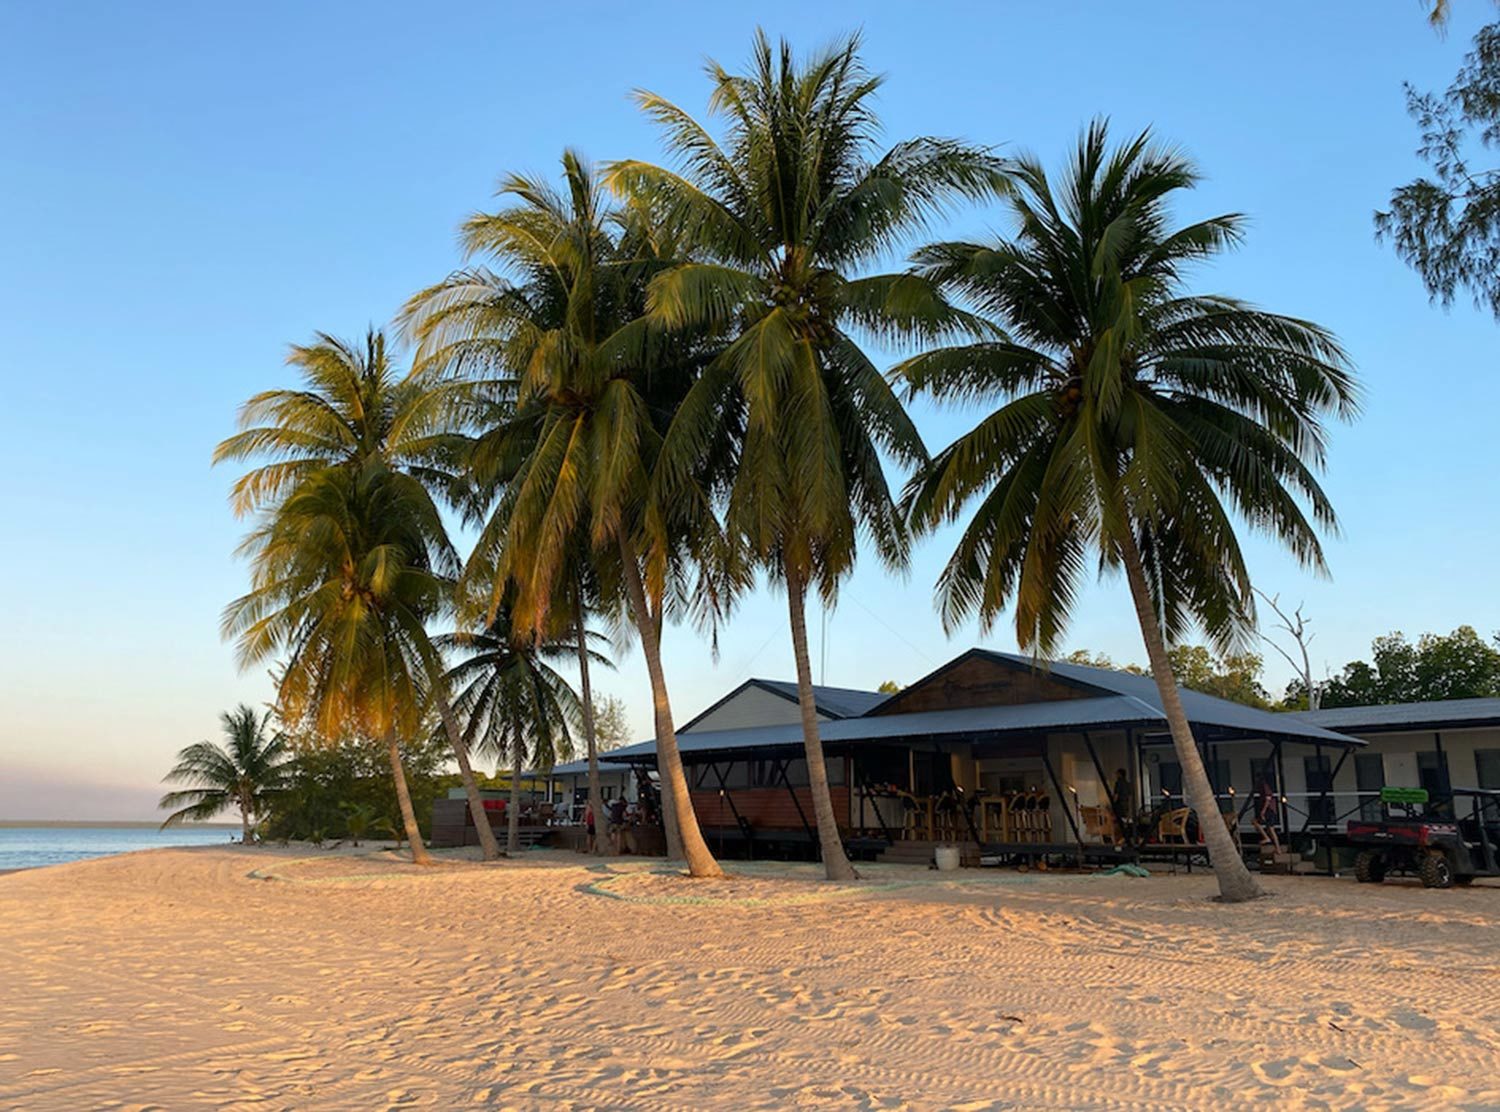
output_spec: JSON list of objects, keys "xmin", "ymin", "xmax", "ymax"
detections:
[{"xmin": 599, "ymin": 689, "xmax": 1363, "ymax": 868}]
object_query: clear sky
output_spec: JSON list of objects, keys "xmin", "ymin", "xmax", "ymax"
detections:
[{"xmin": 3, "ymin": 1, "xmax": 1498, "ymax": 820}]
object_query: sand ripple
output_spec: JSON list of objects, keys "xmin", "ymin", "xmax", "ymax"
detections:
[{"xmin": 1, "ymin": 846, "xmax": 1497, "ymax": 1109}]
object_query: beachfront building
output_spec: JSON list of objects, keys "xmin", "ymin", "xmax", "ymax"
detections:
[
  {"xmin": 444, "ymin": 651, "xmax": 1500, "ymax": 864},
  {"xmin": 1287, "ymin": 700, "xmax": 1500, "ymax": 827},
  {"xmin": 544, "ymin": 679, "xmax": 888, "ymax": 823},
  {"xmin": 595, "ymin": 649, "xmax": 1361, "ymax": 863}
]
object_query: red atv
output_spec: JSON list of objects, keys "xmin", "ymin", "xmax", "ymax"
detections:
[{"xmin": 1347, "ymin": 787, "xmax": 1500, "ymax": 889}]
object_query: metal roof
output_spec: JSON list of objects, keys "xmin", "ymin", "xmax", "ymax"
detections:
[
  {"xmin": 1292, "ymin": 698, "xmax": 1500, "ymax": 734},
  {"xmin": 546, "ymin": 756, "xmax": 638, "ymax": 776},
  {"xmin": 676, "ymin": 677, "xmax": 886, "ymax": 732},
  {"xmin": 749, "ymin": 680, "xmax": 889, "ymax": 719},
  {"xmin": 601, "ymin": 650, "xmax": 1358, "ymax": 764}
]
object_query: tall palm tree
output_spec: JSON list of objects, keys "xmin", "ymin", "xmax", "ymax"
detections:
[
  {"xmin": 159, "ymin": 705, "xmax": 291, "ymax": 843},
  {"xmin": 223, "ymin": 459, "xmax": 460, "ymax": 865},
  {"xmin": 609, "ymin": 32, "xmax": 1005, "ymax": 880},
  {"xmin": 214, "ymin": 331, "xmax": 501, "ymax": 860},
  {"xmin": 441, "ymin": 607, "xmax": 587, "ymax": 855},
  {"xmin": 899, "ymin": 122, "xmax": 1358, "ymax": 902},
  {"xmin": 401, "ymin": 152, "xmax": 734, "ymax": 877}
]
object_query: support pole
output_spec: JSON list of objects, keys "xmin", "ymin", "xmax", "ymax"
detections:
[
  {"xmin": 1041, "ymin": 749, "xmax": 1083, "ymax": 847},
  {"xmin": 709, "ymin": 761, "xmax": 750, "ymax": 848},
  {"xmin": 777, "ymin": 757, "xmax": 817, "ymax": 856}
]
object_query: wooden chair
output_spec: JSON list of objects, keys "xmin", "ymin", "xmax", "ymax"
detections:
[
  {"xmin": 898, "ymin": 792, "xmax": 930, "ymax": 841},
  {"xmin": 1080, "ymin": 805, "xmax": 1119, "ymax": 845},
  {"xmin": 1157, "ymin": 807, "xmax": 1191, "ymax": 844},
  {"xmin": 1035, "ymin": 795, "xmax": 1052, "ymax": 841}
]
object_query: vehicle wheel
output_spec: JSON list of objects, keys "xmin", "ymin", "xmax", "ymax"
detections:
[
  {"xmin": 1419, "ymin": 852, "xmax": 1453, "ymax": 889},
  {"xmin": 1354, "ymin": 852, "xmax": 1386, "ymax": 884}
]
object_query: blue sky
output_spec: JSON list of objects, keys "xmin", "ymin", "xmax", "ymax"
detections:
[{"xmin": 3, "ymin": 1, "xmax": 1497, "ymax": 819}]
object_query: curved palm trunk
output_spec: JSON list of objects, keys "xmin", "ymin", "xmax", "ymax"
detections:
[
  {"xmin": 384, "ymin": 727, "xmax": 433, "ymax": 865},
  {"xmin": 435, "ymin": 690, "xmax": 501, "ymax": 861},
  {"xmin": 617, "ymin": 535, "xmax": 723, "ymax": 877},
  {"xmin": 507, "ymin": 736, "xmax": 523, "ymax": 856},
  {"xmin": 785, "ymin": 565, "xmax": 858, "ymax": 881},
  {"xmin": 1117, "ymin": 529, "xmax": 1263, "ymax": 902},
  {"xmin": 576, "ymin": 615, "xmax": 610, "ymax": 857}
]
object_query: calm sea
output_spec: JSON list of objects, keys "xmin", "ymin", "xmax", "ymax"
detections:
[{"xmin": 0, "ymin": 826, "xmax": 237, "ymax": 871}]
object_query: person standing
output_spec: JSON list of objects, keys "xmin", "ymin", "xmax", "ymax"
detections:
[{"xmin": 1253, "ymin": 771, "xmax": 1282, "ymax": 853}]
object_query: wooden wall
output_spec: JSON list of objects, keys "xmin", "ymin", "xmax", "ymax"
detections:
[
  {"xmin": 690, "ymin": 786, "xmax": 852, "ymax": 833},
  {"xmin": 873, "ymin": 653, "xmax": 1094, "ymax": 715}
]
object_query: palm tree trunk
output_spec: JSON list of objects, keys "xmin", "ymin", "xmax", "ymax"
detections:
[
  {"xmin": 617, "ymin": 534, "xmax": 723, "ymax": 878},
  {"xmin": 507, "ymin": 737, "xmax": 523, "ymax": 856},
  {"xmin": 1117, "ymin": 528, "xmax": 1263, "ymax": 902},
  {"xmin": 576, "ymin": 614, "xmax": 609, "ymax": 856},
  {"xmin": 785, "ymin": 564, "xmax": 859, "ymax": 881},
  {"xmin": 240, "ymin": 787, "xmax": 254, "ymax": 845},
  {"xmin": 434, "ymin": 689, "xmax": 501, "ymax": 861},
  {"xmin": 384, "ymin": 727, "xmax": 433, "ymax": 866}
]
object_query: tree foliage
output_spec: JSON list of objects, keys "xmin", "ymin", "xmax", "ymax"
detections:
[
  {"xmin": 261, "ymin": 733, "xmax": 451, "ymax": 844},
  {"xmin": 158, "ymin": 705, "xmax": 291, "ymax": 834},
  {"xmin": 1319, "ymin": 625, "xmax": 1500, "ymax": 707},
  {"xmin": 1376, "ymin": 22, "xmax": 1500, "ymax": 319},
  {"xmin": 901, "ymin": 121, "xmax": 1358, "ymax": 654},
  {"xmin": 591, "ymin": 694, "xmax": 634, "ymax": 751},
  {"xmin": 1062, "ymin": 647, "xmax": 1270, "ymax": 708}
]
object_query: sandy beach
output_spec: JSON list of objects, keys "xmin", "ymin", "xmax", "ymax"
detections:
[{"xmin": 2, "ymin": 847, "xmax": 1497, "ymax": 1110}]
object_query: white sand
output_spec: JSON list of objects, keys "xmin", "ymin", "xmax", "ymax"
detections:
[{"xmin": 2, "ymin": 846, "xmax": 1497, "ymax": 1110}]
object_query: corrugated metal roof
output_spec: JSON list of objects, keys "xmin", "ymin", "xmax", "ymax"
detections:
[
  {"xmin": 546, "ymin": 757, "xmax": 636, "ymax": 776},
  {"xmin": 1292, "ymin": 698, "xmax": 1500, "ymax": 733},
  {"xmin": 969, "ymin": 651, "xmax": 1358, "ymax": 745},
  {"xmin": 601, "ymin": 653, "xmax": 1357, "ymax": 763},
  {"xmin": 750, "ymin": 680, "xmax": 889, "ymax": 718},
  {"xmin": 677, "ymin": 677, "xmax": 887, "ymax": 732}
]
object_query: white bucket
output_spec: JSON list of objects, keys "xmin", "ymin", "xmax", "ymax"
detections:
[{"xmin": 934, "ymin": 845, "xmax": 962, "ymax": 872}]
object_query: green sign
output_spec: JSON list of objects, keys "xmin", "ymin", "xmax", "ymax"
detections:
[{"xmin": 1380, "ymin": 786, "xmax": 1429, "ymax": 805}]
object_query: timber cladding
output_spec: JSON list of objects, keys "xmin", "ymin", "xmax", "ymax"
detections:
[
  {"xmin": 873, "ymin": 652, "xmax": 1096, "ymax": 715},
  {"xmin": 688, "ymin": 786, "xmax": 852, "ymax": 833}
]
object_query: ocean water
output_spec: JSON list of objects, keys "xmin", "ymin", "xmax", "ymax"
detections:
[{"xmin": 0, "ymin": 826, "xmax": 237, "ymax": 871}]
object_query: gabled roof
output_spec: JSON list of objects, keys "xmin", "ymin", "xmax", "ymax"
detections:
[
  {"xmin": 981, "ymin": 651, "xmax": 1358, "ymax": 745},
  {"xmin": 601, "ymin": 649, "xmax": 1358, "ymax": 764},
  {"xmin": 1292, "ymin": 698, "xmax": 1500, "ymax": 734},
  {"xmin": 677, "ymin": 677, "xmax": 886, "ymax": 732}
]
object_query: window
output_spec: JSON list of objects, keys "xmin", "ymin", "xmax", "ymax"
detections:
[
  {"xmin": 1418, "ymin": 749, "xmax": 1452, "ymax": 815},
  {"xmin": 1207, "ymin": 759, "xmax": 1232, "ymax": 798},
  {"xmin": 1476, "ymin": 750, "xmax": 1500, "ymax": 822},
  {"xmin": 1250, "ymin": 756, "xmax": 1277, "ymax": 791},
  {"xmin": 692, "ymin": 761, "xmax": 750, "ymax": 790},
  {"xmin": 1355, "ymin": 753, "xmax": 1385, "ymax": 821},
  {"xmin": 1476, "ymin": 749, "xmax": 1500, "ymax": 789},
  {"xmin": 1157, "ymin": 760, "xmax": 1183, "ymax": 800},
  {"xmin": 750, "ymin": 760, "xmax": 785, "ymax": 788},
  {"xmin": 1303, "ymin": 755, "xmax": 1334, "ymax": 825}
]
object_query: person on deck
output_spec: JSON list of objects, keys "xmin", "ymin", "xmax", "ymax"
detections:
[
  {"xmin": 1253, "ymin": 772, "xmax": 1283, "ymax": 853},
  {"xmin": 607, "ymin": 797, "xmax": 627, "ymax": 853},
  {"xmin": 584, "ymin": 803, "xmax": 596, "ymax": 854},
  {"xmin": 1109, "ymin": 769, "xmax": 1132, "ymax": 845}
]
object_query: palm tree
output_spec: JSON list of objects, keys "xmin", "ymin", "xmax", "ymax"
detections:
[
  {"xmin": 223, "ymin": 459, "xmax": 460, "ymax": 865},
  {"xmin": 608, "ymin": 32, "xmax": 1004, "ymax": 880},
  {"xmin": 159, "ymin": 705, "xmax": 290, "ymax": 843},
  {"xmin": 441, "ymin": 607, "xmax": 586, "ymax": 855},
  {"xmin": 899, "ymin": 122, "xmax": 1358, "ymax": 902},
  {"xmin": 401, "ymin": 152, "xmax": 733, "ymax": 877},
  {"xmin": 214, "ymin": 330, "xmax": 501, "ymax": 860}
]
